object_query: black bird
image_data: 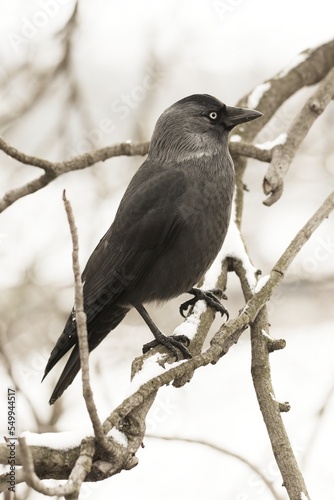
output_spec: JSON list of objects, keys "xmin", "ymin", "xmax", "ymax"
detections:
[{"xmin": 43, "ymin": 94, "xmax": 262, "ymax": 404}]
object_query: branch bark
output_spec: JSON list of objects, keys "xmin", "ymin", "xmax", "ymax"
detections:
[
  {"xmin": 0, "ymin": 140, "xmax": 150, "ymax": 213},
  {"xmin": 251, "ymin": 309, "xmax": 310, "ymax": 500},
  {"xmin": 232, "ymin": 38, "xmax": 334, "ymax": 223},
  {"xmin": 62, "ymin": 191, "xmax": 107, "ymax": 448},
  {"xmin": 263, "ymin": 66, "xmax": 334, "ymax": 205}
]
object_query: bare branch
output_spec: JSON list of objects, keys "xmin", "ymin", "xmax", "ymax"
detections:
[
  {"xmin": 17, "ymin": 436, "xmax": 71, "ymax": 496},
  {"xmin": 17, "ymin": 436, "xmax": 94, "ymax": 498},
  {"xmin": 231, "ymin": 200, "xmax": 334, "ymax": 499},
  {"xmin": 0, "ymin": 1, "xmax": 79, "ymax": 135},
  {"xmin": 229, "ymin": 141, "xmax": 272, "ymax": 162},
  {"xmin": 263, "ymin": 66, "xmax": 334, "ymax": 206},
  {"xmin": 233, "ymin": 38, "xmax": 334, "ymax": 225},
  {"xmin": 62, "ymin": 191, "xmax": 110, "ymax": 451},
  {"xmin": 251, "ymin": 308, "xmax": 310, "ymax": 500},
  {"xmin": 64, "ymin": 437, "xmax": 95, "ymax": 500},
  {"xmin": 0, "ymin": 140, "xmax": 150, "ymax": 213}
]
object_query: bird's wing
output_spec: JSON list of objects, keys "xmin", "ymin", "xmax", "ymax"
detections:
[
  {"xmin": 43, "ymin": 167, "xmax": 188, "ymax": 383},
  {"xmin": 81, "ymin": 166, "xmax": 188, "ymax": 315}
]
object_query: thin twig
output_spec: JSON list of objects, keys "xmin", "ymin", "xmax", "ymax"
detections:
[
  {"xmin": 147, "ymin": 435, "xmax": 284, "ymax": 500},
  {"xmin": 64, "ymin": 437, "xmax": 95, "ymax": 500},
  {"xmin": 229, "ymin": 141, "xmax": 272, "ymax": 162},
  {"xmin": 17, "ymin": 436, "xmax": 94, "ymax": 498},
  {"xmin": 18, "ymin": 436, "xmax": 73, "ymax": 496},
  {"xmin": 62, "ymin": 191, "xmax": 111, "ymax": 452},
  {"xmin": 0, "ymin": 137, "xmax": 149, "ymax": 172},
  {"xmin": 0, "ymin": 140, "xmax": 150, "ymax": 213}
]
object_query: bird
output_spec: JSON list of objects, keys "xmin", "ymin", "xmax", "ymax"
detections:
[{"xmin": 43, "ymin": 94, "xmax": 262, "ymax": 404}]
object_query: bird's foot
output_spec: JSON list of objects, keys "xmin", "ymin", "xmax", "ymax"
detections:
[
  {"xmin": 142, "ymin": 334, "xmax": 191, "ymax": 360},
  {"xmin": 136, "ymin": 304, "xmax": 191, "ymax": 360},
  {"xmin": 180, "ymin": 287, "xmax": 229, "ymax": 320}
]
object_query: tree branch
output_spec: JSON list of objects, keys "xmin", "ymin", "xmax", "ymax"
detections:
[
  {"xmin": 17, "ymin": 435, "xmax": 94, "ymax": 498},
  {"xmin": 0, "ymin": 1, "xmax": 79, "ymax": 134},
  {"xmin": 0, "ymin": 140, "xmax": 150, "ymax": 212},
  {"xmin": 250, "ymin": 308, "xmax": 310, "ymax": 500},
  {"xmin": 232, "ymin": 38, "xmax": 334, "ymax": 224},
  {"xmin": 229, "ymin": 141, "xmax": 272, "ymax": 162},
  {"xmin": 263, "ymin": 66, "xmax": 334, "ymax": 205},
  {"xmin": 62, "ymin": 190, "xmax": 107, "ymax": 449},
  {"xmin": 232, "ymin": 195, "xmax": 334, "ymax": 499}
]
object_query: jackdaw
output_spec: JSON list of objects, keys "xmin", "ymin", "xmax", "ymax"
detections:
[{"xmin": 43, "ymin": 94, "xmax": 262, "ymax": 404}]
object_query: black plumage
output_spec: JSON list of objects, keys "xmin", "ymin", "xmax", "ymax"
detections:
[{"xmin": 43, "ymin": 94, "xmax": 262, "ymax": 404}]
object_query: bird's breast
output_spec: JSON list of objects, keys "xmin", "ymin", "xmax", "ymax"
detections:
[{"xmin": 140, "ymin": 159, "xmax": 235, "ymax": 303}]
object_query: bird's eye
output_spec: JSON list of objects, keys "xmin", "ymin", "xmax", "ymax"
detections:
[{"xmin": 208, "ymin": 111, "xmax": 218, "ymax": 121}]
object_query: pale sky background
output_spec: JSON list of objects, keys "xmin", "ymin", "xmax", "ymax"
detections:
[{"xmin": 0, "ymin": 1, "xmax": 334, "ymax": 499}]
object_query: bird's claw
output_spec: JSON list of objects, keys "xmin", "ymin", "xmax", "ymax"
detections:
[
  {"xmin": 180, "ymin": 287, "xmax": 229, "ymax": 320},
  {"xmin": 142, "ymin": 334, "xmax": 191, "ymax": 360}
]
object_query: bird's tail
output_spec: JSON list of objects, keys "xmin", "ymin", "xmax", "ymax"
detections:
[
  {"xmin": 42, "ymin": 315, "xmax": 77, "ymax": 383},
  {"xmin": 45, "ymin": 304, "xmax": 130, "ymax": 404},
  {"xmin": 48, "ymin": 345, "xmax": 81, "ymax": 405}
]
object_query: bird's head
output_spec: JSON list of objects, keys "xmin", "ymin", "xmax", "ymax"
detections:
[{"xmin": 149, "ymin": 94, "xmax": 262, "ymax": 162}]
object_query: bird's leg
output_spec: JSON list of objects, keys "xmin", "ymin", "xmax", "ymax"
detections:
[
  {"xmin": 180, "ymin": 287, "xmax": 229, "ymax": 320},
  {"xmin": 136, "ymin": 305, "xmax": 192, "ymax": 360}
]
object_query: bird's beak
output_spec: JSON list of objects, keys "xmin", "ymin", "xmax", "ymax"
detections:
[{"xmin": 224, "ymin": 105, "xmax": 263, "ymax": 129}]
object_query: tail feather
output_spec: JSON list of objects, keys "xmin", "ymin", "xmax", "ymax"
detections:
[
  {"xmin": 42, "ymin": 315, "xmax": 76, "ymax": 381},
  {"xmin": 45, "ymin": 305, "xmax": 130, "ymax": 404},
  {"xmin": 49, "ymin": 346, "xmax": 81, "ymax": 404}
]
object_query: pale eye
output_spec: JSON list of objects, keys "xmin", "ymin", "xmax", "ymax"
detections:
[{"xmin": 209, "ymin": 111, "xmax": 218, "ymax": 120}]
